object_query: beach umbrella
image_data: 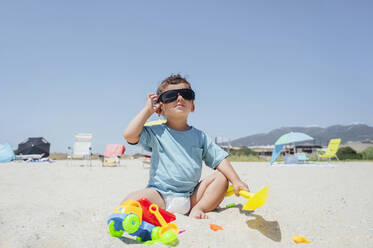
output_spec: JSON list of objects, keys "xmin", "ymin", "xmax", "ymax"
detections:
[
  {"xmin": 17, "ymin": 137, "xmax": 50, "ymax": 158},
  {"xmin": 270, "ymin": 132, "xmax": 313, "ymax": 165},
  {"xmin": 0, "ymin": 143, "xmax": 15, "ymax": 162}
]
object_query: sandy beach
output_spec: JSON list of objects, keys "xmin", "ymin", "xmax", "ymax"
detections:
[{"xmin": 1, "ymin": 160, "xmax": 372, "ymax": 248}]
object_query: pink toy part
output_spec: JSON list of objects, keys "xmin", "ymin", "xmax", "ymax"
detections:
[{"xmin": 104, "ymin": 144, "xmax": 125, "ymax": 157}]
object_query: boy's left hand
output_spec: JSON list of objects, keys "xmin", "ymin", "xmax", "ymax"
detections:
[{"xmin": 232, "ymin": 180, "xmax": 250, "ymax": 196}]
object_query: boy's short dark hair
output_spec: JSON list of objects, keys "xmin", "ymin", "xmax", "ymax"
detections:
[{"xmin": 157, "ymin": 74, "xmax": 192, "ymax": 96}]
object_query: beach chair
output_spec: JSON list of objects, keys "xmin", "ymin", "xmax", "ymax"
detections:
[
  {"xmin": 317, "ymin": 138, "xmax": 341, "ymax": 162},
  {"xmin": 99, "ymin": 144, "xmax": 125, "ymax": 167},
  {"xmin": 67, "ymin": 133, "xmax": 93, "ymax": 166}
]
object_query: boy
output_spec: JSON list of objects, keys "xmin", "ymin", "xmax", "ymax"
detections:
[{"xmin": 123, "ymin": 74, "xmax": 249, "ymax": 219}]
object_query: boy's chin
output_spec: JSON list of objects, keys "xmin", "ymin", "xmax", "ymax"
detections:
[{"xmin": 167, "ymin": 111, "xmax": 190, "ymax": 118}]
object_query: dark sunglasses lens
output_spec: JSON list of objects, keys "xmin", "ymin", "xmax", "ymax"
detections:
[
  {"xmin": 161, "ymin": 91, "xmax": 178, "ymax": 103},
  {"xmin": 179, "ymin": 89, "xmax": 195, "ymax": 100},
  {"xmin": 158, "ymin": 89, "xmax": 195, "ymax": 103}
]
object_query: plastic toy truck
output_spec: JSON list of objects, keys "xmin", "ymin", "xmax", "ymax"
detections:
[{"xmin": 107, "ymin": 198, "xmax": 179, "ymax": 245}]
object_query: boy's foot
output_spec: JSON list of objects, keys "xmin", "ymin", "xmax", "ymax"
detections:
[{"xmin": 189, "ymin": 207, "xmax": 208, "ymax": 219}]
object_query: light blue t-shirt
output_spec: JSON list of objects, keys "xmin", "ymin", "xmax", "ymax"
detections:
[{"xmin": 135, "ymin": 123, "xmax": 228, "ymax": 197}]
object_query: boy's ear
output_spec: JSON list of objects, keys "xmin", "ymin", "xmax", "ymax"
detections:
[
  {"xmin": 155, "ymin": 103, "xmax": 163, "ymax": 115},
  {"xmin": 191, "ymin": 103, "xmax": 195, "ymax": 112},
  {"xmin": 155, "ymin": 108, "xmax": 162, "ymax": 115}
]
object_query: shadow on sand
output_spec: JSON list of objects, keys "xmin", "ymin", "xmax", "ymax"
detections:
[
  {"xmin": 246, "ymin": 214, "xmax": 281, "ymax": 242},
  {"xmin": 118, "ymin": 233, "xmax": 180, "ymax": 246},
  {"xmin": 118, "ymin": 236, "xmax": 139, "ymax": 245},
  {"xmin": 218, "ymin": 203, "xmax": 282, "ymax": 242}
]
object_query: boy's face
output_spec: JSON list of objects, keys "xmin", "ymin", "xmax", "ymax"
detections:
[{"xmin": 158, "ymin": 83, "xmax": 195, "ymax": 118}]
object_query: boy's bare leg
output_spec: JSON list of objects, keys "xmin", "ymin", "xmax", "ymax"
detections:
[
  {"xmin": 122, "ymin": 188, "xmax": 165, "ymax": 209},
  {"xmin": 189, "ymin": 171, "xmax": 228, "ymax": 219}
]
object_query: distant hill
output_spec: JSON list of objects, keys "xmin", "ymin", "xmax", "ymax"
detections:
[{"xmin": 229, "ymin": 124, "xmax": 373, "ymax": 146}]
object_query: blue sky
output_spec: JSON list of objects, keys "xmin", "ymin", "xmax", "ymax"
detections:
[{"xmin": 1, "ymin": 0, "xmax": 372, "ymax": 154}]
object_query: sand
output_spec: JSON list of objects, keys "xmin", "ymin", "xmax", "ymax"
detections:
[{"xmin": 0, "ymin": 160, "xmax": 373, "ymax": 248}]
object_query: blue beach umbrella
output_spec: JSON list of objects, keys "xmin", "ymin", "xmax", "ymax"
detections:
[{"xmin": 270, "ymin": 132, "xmax": 314, "ymax": 165}]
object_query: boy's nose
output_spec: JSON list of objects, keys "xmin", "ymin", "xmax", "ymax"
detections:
[{"xmin": 177, "ymin": 93, "xmax": 184, "ymax": 101}]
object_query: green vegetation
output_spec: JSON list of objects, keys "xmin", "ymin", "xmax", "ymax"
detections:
[
  {"xmin": 227, "ymin": 147, "xmax": 261, "ymax": 162},
  {"xmin": 228, "ymin": 154, "xmax": 261, "ymax": 162},
  {"xmin": 229, "ymin": 147, "xmax": 256, "ymax": 156},
  {"xmin": 336, "ymin": 147, "xmax": 362, "ymax": 160},
  {"xmin": 360, "ymin": 147, "xmax": 373, "ymax": 160},
  {"xmin": 227, "ymin": 146, "xmax": 373, "ymax": 162}
]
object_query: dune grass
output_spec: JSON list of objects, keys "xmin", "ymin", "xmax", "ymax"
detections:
[{"xmin": 227, "ymin": 154, "xmax": 262, "ymax": 162}]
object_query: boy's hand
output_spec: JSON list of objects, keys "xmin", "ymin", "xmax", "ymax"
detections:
[
  {"xmin": 215, "ymin": 159, "xmax": 249, "ymax": 196},
  {"xmin": 145, "ymin": 93, "xmax": 162, "ymax": 114},
  {"xmin": 232, "ymin": 180, "xmax": 250, "ymax": 196}
]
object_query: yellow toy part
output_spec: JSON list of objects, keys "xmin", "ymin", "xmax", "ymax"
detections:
[
  {"xmin": 149, "ymin": 204, "xmax": 179, "ymax": 236},
  {"xmin": 225, "ymin": 185, "xmax": 269, "ymax": 211},
  {"xmin": 292, "ymin": 235, "xmax": 312, "ymax": 243},
  {"xmin": 114, "ymin": 200, "xmax": 143, "ymax": 223}
]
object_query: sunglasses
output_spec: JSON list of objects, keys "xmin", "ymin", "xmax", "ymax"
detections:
[{"xmin": 157, "ymin": 88, "xmax": 195, "ymax": 104}]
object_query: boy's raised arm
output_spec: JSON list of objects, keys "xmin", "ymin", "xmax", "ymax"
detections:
[
  {"xmin": 123, "ymin": 93, "xmax": 160, "ymax": 144},
  {"xmin": 216, "ymin": 158, "xmax": 250, "ymax": 196}
]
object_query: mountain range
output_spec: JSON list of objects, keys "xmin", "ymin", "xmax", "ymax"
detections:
[{"xmin": 228, "ymin": 124, "xmax": 373, "ymax": 147}]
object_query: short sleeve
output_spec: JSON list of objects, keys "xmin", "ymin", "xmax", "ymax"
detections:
[
  {"xmin": 202, "ymin": 132, "xmax": 229, "ymax": 169},
  {"xmin": 130, "ymin": 126, "xmax": 154, "ymax": 152}
]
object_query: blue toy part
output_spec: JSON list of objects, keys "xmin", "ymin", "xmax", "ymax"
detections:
[
  {"xmin": 108, "ymin": 220, "xmax": 124, "ymax": 237},
  {"xmin": 108, "ymin": 213, "xmax": 126, "ymax": 237},
  {"xmin": 107, "ymin": 213, "xmax": 156, "ymax": 242},
  {"xmin": 131, "ymin": 220, "xmax": 155, "ymax": 241}
]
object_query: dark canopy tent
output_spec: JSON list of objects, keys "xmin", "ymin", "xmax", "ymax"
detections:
[{"xmin": 17, "ymin": 137, "xmax": 50, "ymax": 158}]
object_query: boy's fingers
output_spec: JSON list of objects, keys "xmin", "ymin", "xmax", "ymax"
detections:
[
  {"xmin": 234, "ymin": 187, "xmax": 241, "ymax": 196},
  {"xmin": 234, "ymin": 184, "xmax": 249, "ymax": 196},
  {"xmin": 147, "ymin": 93, "xmax": 157, "ymax": 100}
]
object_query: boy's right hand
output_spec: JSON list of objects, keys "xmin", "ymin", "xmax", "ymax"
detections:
[
  {"xmin": 145, "ymin": 93, "xmax": 162, "ymax": 115},
  {"xmin": 232, "ymin": 180, "xmax": 250, "ymax": 196}
]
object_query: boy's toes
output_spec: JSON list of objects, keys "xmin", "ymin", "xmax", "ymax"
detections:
[
  {"xmin": 200, "ymin": 213, "xmax": 208, "ymax": 219},
  {"xmin": 189, "ymin": 208, "xmax": 208, "ymax": 219}
]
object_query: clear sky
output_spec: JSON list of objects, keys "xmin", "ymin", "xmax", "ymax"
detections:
[{"xmin": 1, "ymin": 0, "xmax": 372, "ymax": 154}]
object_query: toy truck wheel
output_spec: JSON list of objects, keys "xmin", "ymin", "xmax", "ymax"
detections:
[
  {"xmin": 160, "ymin": 230, "xmax": 178, "ymax": 245},
  {"xmin": 108, "ymin": 220, "xmax": 124, "ymax": 237},
  {"xmin": 151, "ymin": 226, "xmax": 161, "ymax": 241},
  {"xmin": 122, "ymin": 214, "xmax": 140, "ymax": 234}
]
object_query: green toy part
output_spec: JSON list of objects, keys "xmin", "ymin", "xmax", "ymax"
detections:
[
  {"xmin": 226, "ymin": 203, "xmax": 236, "ymax": 208},
  {"xmin": 151, "ymin": 226, "xmax": 161, "ymax": 241},
  {"xmin": 137, "ymin": 227, "xmax": 178, "ymax": 246},
  {"xmin": 122, "ymin": 214, "xmax": 140, "ymax": 234},
  {"xmin": 108, "ymin": 221, "xmax": 124, "ymax": 237},
  {"xmin": 160, "ymin": 231, "xmax": 178, "ymax": 245}
]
